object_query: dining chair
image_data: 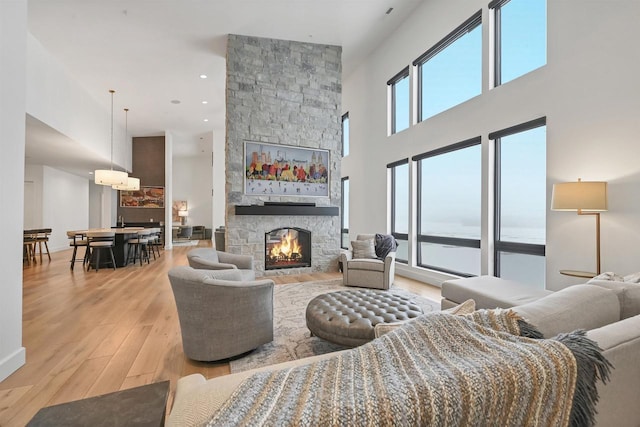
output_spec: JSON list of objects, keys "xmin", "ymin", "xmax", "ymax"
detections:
[
  {"xmin": 66, "ymin": 231, "xmax": 89, "ymax": 271},
  {"xmin": 127, "ymin": 229, "xmax": 151, "ymax": 266}
]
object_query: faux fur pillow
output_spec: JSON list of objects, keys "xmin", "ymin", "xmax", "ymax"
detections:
[
  {"xmin": 374, "ymin": 233, "xmax": 398, "ymax": 260},
  {"xmin": 351, "ymin": 239, "xmax": 377, "ymax": 259}
]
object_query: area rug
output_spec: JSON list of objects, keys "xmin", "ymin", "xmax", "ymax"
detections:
[
  {"xmin": 229, "ymin": 278, "xmax": 440, "ymax": 373},
  {"xmin": 172, "ymin": 239, "xmax": 199, "ymax": 246}
]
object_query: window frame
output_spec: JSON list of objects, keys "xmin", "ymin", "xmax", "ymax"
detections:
[
  {"xmin": 412, "ymin": 136, "xmax": 482, "ymax": 277},
  {"xmin": 388, "ymin": 158, "xmax": 409, "ymax": 263},
  {"xmin": 490, "ymin": 0, "xmax": 546, "ymax": 87},
  {"xmin": 341, "ymin": 176, "xmax": 350, "ymax": 249},
  {"xmin": 341, "ymin": 112, "xmax": 349, "ymax": 157},
  {"xmin": 387, "ymin": 67, "xmax": 410, "ymax": 135},
  {"xmin": 413, "ymin": 10, "xmax": 482, "ymax": 123},
  {"xmin": 490, "ymin": 117, "xmax": 547, "ymax": 276}
]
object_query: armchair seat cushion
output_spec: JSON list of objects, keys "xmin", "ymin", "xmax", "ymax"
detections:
[{"xmin": 347, "ymin": 258, "xmax": 385, "ymax": 272}]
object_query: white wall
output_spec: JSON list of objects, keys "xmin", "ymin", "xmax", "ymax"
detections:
[
  {"xmin": 24, "ymin": 165, "xmax": 90, "ymax": 252},
  {"xmin": 172, "ymin": 155, "xmax": 213, "ymax": 230},
  {"xmin": 0, "ymin": 0, "xmax": 27, "ymax": 382},
  {"xmin": 342, "ymin": 0, "xmax": 640, "ymax": 290},
  {"xmin": 26, "ymin": 35, "xmax": 131, "ymax": 172},
  {"xmin": 42, "ymin": 166, "xmax": 90, "ymax": 251}
]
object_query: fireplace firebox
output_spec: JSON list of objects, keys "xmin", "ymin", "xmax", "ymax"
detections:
[{"xmin": 265, "ymin": 227, "xmax": 311, "ymax": 270}]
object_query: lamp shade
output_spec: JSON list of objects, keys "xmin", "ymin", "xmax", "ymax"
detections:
[
  {"xmin": 112, "ymin": 177, "xmax": 140, "ymax": 191},
  {"xmin": 178, "ymin": 210, "xmax": 189, "ymax": 217},
  {"xmin": 551, "ymin": 180, "xmax": 608, "ymax": 211},
  {"xmin": 95, "ymin": 169, "xmax": 128, "ymax": 186}
]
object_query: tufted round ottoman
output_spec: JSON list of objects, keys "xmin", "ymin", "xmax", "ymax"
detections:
[{"xmin": 305, "ymin": 289, "xmax": 424, "ymax": 347}]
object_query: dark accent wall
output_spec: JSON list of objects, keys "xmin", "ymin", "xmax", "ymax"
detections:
[{"xmin": 117, "ymin": 136, "xmax": 165, "ymax": 223}]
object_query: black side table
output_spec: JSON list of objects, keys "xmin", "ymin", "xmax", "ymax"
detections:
[{"xmin": 27, "ymin": 380, "xmax": 170, "ymax": 427}]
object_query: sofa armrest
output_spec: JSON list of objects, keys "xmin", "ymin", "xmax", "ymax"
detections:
[
  {"xmin": 587, "ymin": 315, "xmax": 640, "ymax": 426},
  {"xmin": 218, "ymin": 251, "xmax": 254, "ymax": 270},
  {"xmin": 339, "ymin": 251, "xmax": 353, "ymax": 263},
  {"xmin": 189, "ymin": 257, "xmax": 239, "ymax": 271}
]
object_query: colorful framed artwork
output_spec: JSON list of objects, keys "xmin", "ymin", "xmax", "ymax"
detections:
[
  {"xmin": 119, "ymin": 186, "xmax": 165, "ymax": 208},
  {"xmin": 244, "ymin": 141, "xmax": 329, "ymax": 197}
]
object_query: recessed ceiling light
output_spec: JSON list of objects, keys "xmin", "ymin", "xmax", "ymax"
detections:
[
  {"xmin": 203, "ymin": 119, "xmax": 209, "ymax": 122},
  {"xmin": 171, "ymin": 99, "xmax": 181, "ymax": 104},
  {"xmin": 200, "ymin": 74, "xmax": 207, "ymax": 79},
  {"xmin": 202, "ymin": 100, "xmax": 208, "ymax": 104}
]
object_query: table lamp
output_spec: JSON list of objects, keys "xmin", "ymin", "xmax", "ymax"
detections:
[
  {"xmin": 551, "ymin": 178, "xmax": 608, "ymax": 275},
  {"xmin": 178, "ymin": 209, "xmax": 189, "ymax": 225}
]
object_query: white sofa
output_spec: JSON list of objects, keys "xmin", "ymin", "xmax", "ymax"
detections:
[{"xmin": 167, "ymin": 281, "xmax": 640, "ymax": 427}]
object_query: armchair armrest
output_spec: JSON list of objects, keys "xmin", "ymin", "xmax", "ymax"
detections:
[{"xmin": 218, "ymin": 251, "xmax": 254, "ymax": 270}]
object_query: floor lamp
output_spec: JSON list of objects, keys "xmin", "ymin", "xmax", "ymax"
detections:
[{"xmin": 551, "ymin": 178, "xmax": 608, "ymax": 275}]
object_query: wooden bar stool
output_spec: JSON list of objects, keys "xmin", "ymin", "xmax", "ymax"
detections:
[
  {"xmin": 34, "ymin": 228, "xmax": 52, "ymax": 263},
  {"xmin": 23, "ymin": 231, "xmax": 37, "ymax": 266},
  {"xmin": 86, "ymin": 231, "xmax": 117, "ymax": 272}
]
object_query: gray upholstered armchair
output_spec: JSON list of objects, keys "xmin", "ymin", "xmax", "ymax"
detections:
[
  {"xmin": 339, "ymin": 234, "xmax": 396, "ymax": 290},
  {"xmin": 187, "ymin": 248, "xmax": 255, "ymax": 281},
  {"xmin": 168, "ymin": 266, "xmax": 274, "ymax": 361}
]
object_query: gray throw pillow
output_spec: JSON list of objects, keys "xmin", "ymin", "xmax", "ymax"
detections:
[
  {"xmin": 351, "ymin": 239, "xmax": 376, "ymax": 259},
  {"xmin": 375, "ymin": 233, "xmax": 398, "ymax": 259}
]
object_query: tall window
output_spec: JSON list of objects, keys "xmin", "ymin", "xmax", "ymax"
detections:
[
  {"xmin": 341, "ymin": 177, "xmax": 350, "ymax": 249},
  {"xmin": 491, "ymin": 0, "xmax": 546, "ymax": 86},
  {"xmin": 341, "ymin": 113, "xmax": 350, "ymax": 157},
  {"xmin": 414, "ymin": 11, "xmax": 482, "ymax": 121},
  {"xmin": 414, "ymin": 137, "xmax": 481, "ymax": 276},
  {"xmin": 388, "ymin": 159, "xmax": 409, "ymax": 263},
  {"xmin": 492, "ymin": 118, "xmax": 546, "ymax": 287},
  {"xmin": 388, "ymin": 67, "xmax": 410, "ymax": 134}
]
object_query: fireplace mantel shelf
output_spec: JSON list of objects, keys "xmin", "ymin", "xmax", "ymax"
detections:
[{"xmin": 235, "ymin": 204, "xmax": 339, "ymax": 216}]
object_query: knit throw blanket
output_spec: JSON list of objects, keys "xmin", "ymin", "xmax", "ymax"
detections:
[{"xmin": 207, "ymin": 310, "xmax": 611, "ymax": 427}]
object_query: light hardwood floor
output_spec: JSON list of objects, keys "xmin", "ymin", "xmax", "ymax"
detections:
[{"xmin": 1, "ymin": 241, "xmax": 440, "ymax": 426}]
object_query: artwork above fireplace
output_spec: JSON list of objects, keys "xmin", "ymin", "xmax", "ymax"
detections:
[{"xmin": 265, "ymin": 227, "xmax": 311, "ymax": 270}]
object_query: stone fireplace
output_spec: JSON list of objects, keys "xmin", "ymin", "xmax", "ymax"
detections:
[
  {"xmin": 265, "ymin": 227, "xmax": 311, "ymax": 270},
  {"xmin": 225, "ymin": 34, "xmax": 342, "ymax": 276}
]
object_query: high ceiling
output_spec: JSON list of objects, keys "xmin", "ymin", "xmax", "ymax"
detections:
[{"xmin": 25, "ymin": 0, "xmax": 422, "ymax": 176}]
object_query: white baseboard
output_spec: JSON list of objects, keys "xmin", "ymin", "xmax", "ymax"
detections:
[{"xmin": 0, "ymin": 346, "xmax": 26, "ymax": 382}]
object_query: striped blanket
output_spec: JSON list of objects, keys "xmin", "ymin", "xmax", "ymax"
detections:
[{"xmin": 207, "ymin": 310, "xmax": 610, "ymax": 427}]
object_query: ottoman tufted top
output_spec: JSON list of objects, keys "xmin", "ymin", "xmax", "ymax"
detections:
[{"xmin": 305, "ymin": 289, "xmax": 424, "ymax": 347}]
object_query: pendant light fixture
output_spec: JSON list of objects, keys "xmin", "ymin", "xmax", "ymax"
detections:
[
  {"xmin": 112, "ymin": 107, "xmax": 140, "ymax": 191},
  {"xmin": 95, "ymin": 89, "xmax": 128, "ymax": 186}
]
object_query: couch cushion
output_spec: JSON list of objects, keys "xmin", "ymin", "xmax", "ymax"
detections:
[
  {"xmin": 347, "ymin": 258, "xmax": 385, "ymax": 272},
  {"xmin": 351, "ymin": 239, "xmax": 376, "ymax": 259},
  {"xmin": 586, "ymin": 279, "xmax": 640, "ymax": 319},
  {"xmin": 513, "ymin": 284, "xmax": 620, "ymax": 338},
  {"xmin": 442, "ymin": 276, "xmax": 551, "ymax": 309}
]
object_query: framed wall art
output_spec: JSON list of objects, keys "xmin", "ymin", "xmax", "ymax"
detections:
[
  {"xmin": 119, "ymin": 186, "xmax": 165, "ymax": 208},
  {"xmin": 244, "ymin": 141, "xmax": 329, "ymax": 197}
]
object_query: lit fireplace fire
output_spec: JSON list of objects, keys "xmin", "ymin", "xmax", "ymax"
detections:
[
  {"xmin": 269, "ymin": 230, "xmax": 302, "ymax": 261},
  {"xmin": 265, "ymin": 227, "xmax": 311, "ymax": 270}
]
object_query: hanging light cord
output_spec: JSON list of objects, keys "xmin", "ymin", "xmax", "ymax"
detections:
[{"xmin": 109, "ymin": 89, "xmax": 115, "ymax": 171}]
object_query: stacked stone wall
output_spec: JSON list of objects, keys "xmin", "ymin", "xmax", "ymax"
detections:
[{"xmin": 226, "ymin": 34, "xmax": 342, "ymax": 275}]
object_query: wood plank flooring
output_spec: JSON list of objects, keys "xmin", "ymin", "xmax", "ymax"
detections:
[{"xmin": 0, "ymin": 241, "xmax": 440, "ymax": 426}]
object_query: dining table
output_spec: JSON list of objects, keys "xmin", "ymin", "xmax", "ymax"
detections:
[{"xmin": 68, "ymin": 227, "xmax": 144, "ymax": 268}]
